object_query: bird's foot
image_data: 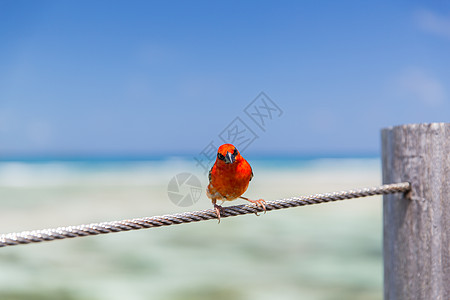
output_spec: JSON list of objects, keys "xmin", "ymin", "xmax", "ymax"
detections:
[
  {"xmin": 214, "ymin": 203, "xmax": 224, "ymax": 224},
  {"xmin": 240, "ymin": 197, "xmax": 266, "ymax": 216}
]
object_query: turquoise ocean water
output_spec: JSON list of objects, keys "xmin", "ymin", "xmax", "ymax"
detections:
[{"xmin": 0, "ymin": 156, "xmax": 383, "ymax": 300}]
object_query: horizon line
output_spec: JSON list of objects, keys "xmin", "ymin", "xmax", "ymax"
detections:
[{"xmin": 0, "ymin": 152, "xmax": 380, "ymax": 162}]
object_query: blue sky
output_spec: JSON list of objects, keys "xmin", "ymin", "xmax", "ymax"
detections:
[{"xmin": 0, "ymin": 1, "xmax": 449, "ymax": 157}]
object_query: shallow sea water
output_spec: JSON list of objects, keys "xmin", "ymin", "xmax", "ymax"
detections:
[{"xmin": 0, "ymin": 158, "xmax": 383, "ymax": 300}]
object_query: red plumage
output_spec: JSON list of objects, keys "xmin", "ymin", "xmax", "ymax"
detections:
[{"xmin": 207, "ymin": 143, "xmax": 265, "ymax": 222}]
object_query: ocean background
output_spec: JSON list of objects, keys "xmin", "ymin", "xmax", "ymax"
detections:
[{"xmin": 0, "ymin": 156, "xmax": 383, "ymax": 300}]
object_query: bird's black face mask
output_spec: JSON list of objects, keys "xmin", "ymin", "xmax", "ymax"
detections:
[{"xmin": 217, "ymin": 148, "xmax": 237, "ymax": 164}]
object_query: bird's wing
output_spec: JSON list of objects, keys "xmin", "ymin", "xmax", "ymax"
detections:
[
  {"xmin": 250, "ymin": 167, "xmax": 254, "ymax": 181},
  {"xmin": 208, "ymin": 167, "xmax": 212, "ymax": 183}
]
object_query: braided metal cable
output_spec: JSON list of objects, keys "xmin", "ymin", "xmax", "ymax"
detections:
[{"xmin": 0, "ymin": 182, "xmax": 410, "ymax": 248}]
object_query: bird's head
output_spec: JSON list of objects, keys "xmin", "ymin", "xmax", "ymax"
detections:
[{"xmin": 216, "ymin": 143, "xmax": 240, "ymax": 165}]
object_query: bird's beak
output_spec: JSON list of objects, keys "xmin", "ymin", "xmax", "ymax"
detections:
[{"xmin": 224, "ymin": 151, "xmax": 235, "ymax": 164}]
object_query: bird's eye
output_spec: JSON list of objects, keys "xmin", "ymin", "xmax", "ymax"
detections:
[
  {"xmin": 217, "ymin": 153, "xmax": 225, "ymax": 160},
  {"xmin": 233, "ymin": 148, "xmax": 238, "ymax": 156}
]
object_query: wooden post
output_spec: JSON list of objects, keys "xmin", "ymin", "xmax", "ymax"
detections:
[{"xmin": 382, "ymin": 123, "xmax": 450, "ymax": 300}]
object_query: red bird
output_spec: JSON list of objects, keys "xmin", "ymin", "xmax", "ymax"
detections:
[{"xmin": 207, "ymin": 143, "xmax": 266, "ymax": 222}]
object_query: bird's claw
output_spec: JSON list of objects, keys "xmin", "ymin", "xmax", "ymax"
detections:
[
  {"xmin": 214, "ymin": 204, "xmax": 224, "ymax": 224},
  {"xmin": 247, "ymin": 199, "xmax": 266, "ymax": 216}
]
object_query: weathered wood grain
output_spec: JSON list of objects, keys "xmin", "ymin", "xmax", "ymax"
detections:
[{"xmin": 382, "ymin": 123, "xmax": 450, "ymax": 300}]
